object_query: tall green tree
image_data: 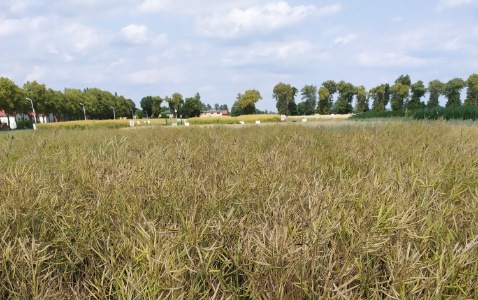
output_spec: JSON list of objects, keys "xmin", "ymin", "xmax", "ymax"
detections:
[
  {"xmin": 140, "ymin": 96, "xmax": 153, "ymax": 117},
  {"xmin": 445, "ymin": 78, "xmax": 466, "ymax": 107},
  {"xmin": 183, "ymin": 96, "xmax": 201, "ymax": 118},
  {"xmin": 169, "ymin": 93, "xmax": 184, "ymax": 117},
  {"xmin": 464, "ymin": 74, "xmax": 478, "ymax": 106},
  {"xmin": 300, "ymin": 85, "xmax": 317, "ymax": 115},
  {"xmin": 407, "ymin": 80, "xmax": 426, "ymax": 110},
  {"xmin": 370, "ymin": 85, "xmax": 386, "ymax": 112},
  {"xmin": 151, "ymin": 96, "xmax": 163, "ymax": 117},
  {"xmin": 23, "ymin": 81, "xmax": 47, "ymax": 121},
  {"xmin": 334, "ymin": 81, "xmax": 355, "ymax": 114},
  {"xmin": 354, "ymin": 85, "xmax": 369, "ymax": 113},
  {"xmin": 237, "ymin": 89, "xmax": 262, "ymax": 115},
  {"xmin": 389, "ymin": 75, "xmax": 410, "ymax": 111},
  {"xmin": 0, "ymin": 77, "xmax": 23, "ymax": 128},
  {"xmin": 317, "ymin": 87, "xmax": 331, "ymax": 114},
  {"xmin": 273, "ymin": 83, "xmax": 294, "ymax": 115},
  {"xmin": 427, "ymin": 80, "xmax": 444, "ymax": 107},
  {"xmin": 390, "ymin": 83, "xmax": 409, "ymax": 111},
  {"xmin": 322, "ymin": 80, "xmax": 337, "ymax": 110}
]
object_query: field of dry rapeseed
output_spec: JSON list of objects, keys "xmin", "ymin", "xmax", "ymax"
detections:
[{"xmin": 0, "ymin": 120, "xmax": 477, "ymax": 299}]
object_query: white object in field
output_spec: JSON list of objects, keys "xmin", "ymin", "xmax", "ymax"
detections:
[
  {"xmin": 239, "ymin": 121, "xmax": 244, "ymax": 124},
  {"xmin": 147, "ymin": 121, "xmax": 151, "ymax": 124},
  {"xmin": 281, "ymin": 115, "xmax": 286, "ymax": 122},
  {"xmin": 331, "ymin": 114, "xmax": 335, "ymax": 119},
  {"xmin": 172, "ymin": 123, "xmax": 178, "ymax": 126},
  {"xmin": 33, "ymin": 124, "xmax": 37, "ymax": 130},
  {"xmin": 302, "ymin": 119, "xmax": 307, "ymax": 123},
  {"xmin": 137, "ymin": 121, "xmax": 140, "ymax": 125},
  {"xmin": 185, "ymin": 123, "xmax": 190, "ymax": 126},
  {"xmin": 130, "ymin": 121, "xmax": 134, "ymax": 127},
  {"xmin": 256, "ymin": 121, "xmax": 260, "ymax": 124}
]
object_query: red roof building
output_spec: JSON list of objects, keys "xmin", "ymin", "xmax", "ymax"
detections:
[
  {"xmin": 221, "ymin": 110, "xmax": 228, "ymax": 115},
  {"xmin": 0, "ymin": 110, "xmax": 6, "ymax": 117}
]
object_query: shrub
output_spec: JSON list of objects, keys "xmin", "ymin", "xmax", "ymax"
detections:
[{"xmin": 410, "ymin": 105, "xmax": 478, "ymax": 121}]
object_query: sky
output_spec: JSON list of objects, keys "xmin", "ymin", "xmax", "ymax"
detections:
[{"xmin": 1, "ymin": 0, "xmax": 477, "ymax": 111}]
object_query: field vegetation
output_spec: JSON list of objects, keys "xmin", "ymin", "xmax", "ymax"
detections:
[
  {"xmin": 410, "ymin": 105, "xmax": 478, "ymax": 121},
  {"xmin": 187, "ymin": 114, "xmax": 280, "ymax": 125},
  {"xmin": 36, "ymin": 119, "xmax": 168, "ymax": 130},
  {"xmin": 1, "ymin": 121, "xmax": 478, "ymax": 298}
]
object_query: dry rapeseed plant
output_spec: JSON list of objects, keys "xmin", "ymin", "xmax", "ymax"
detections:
[{"xmin": 0, "ymin": 120, "xmax": 477, "ymax": 299}]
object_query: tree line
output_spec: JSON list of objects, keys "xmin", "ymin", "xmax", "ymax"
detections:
[
  {"xmin": 273, "ymin": 74, "xmax": 478, "ymax": 115},
  {"xmin": 0, "ymin": 77, "xmax": 136, "ymax": 127},
  {"xmin": 139, "ymin": 93, "xmax": 231, "ymax": 119}
]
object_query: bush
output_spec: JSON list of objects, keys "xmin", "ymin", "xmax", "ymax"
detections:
[
  {"xmin": 16, "ymin": 119, "xmax": 34, "ymax": 129},
  {"xmin": 410, "ymin": 105, "xmax": 478, "ymax": 121}
]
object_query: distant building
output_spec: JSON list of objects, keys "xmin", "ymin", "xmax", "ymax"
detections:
[
  {"xmin": 0, "ymin": 110, "xmax": 53, "ymax": 129},
  {"xmin": 200, "ymin": 110, "xmax": 226, "ymax": 117}
]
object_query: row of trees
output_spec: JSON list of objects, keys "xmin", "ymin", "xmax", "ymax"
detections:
[
  {"xmin": 0, "ymin": 77, "xmax": 137, "ymax": 127},
  {"xmin": 140, "ymin": 93, "xmax": 230, "ymax": 119},
  {"xmin": 273, "ymin": 74, "xmax": 478, "ymax": 115}
]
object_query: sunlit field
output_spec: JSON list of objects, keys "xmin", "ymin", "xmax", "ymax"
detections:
[{"xmin": 1, "ymin": 120, "xmax": 477, "ymax": 299}]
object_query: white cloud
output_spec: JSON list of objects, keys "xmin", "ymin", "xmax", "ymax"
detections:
[
  {"xmin": 138, "ymin": 0, "xmax": 172, "ymax": 13},
  {"xmin": 357, "ymin": 52, "xmax": 428, "ymax": 67},
  {"xmin": 121, "ymin": 24, "xmax": 149, "ymax": 44},
  {"xmin": 436, "ymin": 0, "xmax": 473, "ymax": 11},
  {"xmin": 334, "ymin": 34, "xmax": 357, "ymax": 45},
  {"xmin": 221, "ymin": 40, "xmax": 315, "ymax": 66},
  {"xmin": 126, "ymin": 67, "xmax": 188, "ymax": 84},
  {"xmin": 196, "ymin": 1, "xmax": 320, "ymax": 38},
  {"xmin": 315, "ymin": 4, "xmax": 342, "ymax": 17},
  {"xmin": 25, "ymin": 66, "xmax": 47, "ymax": 82}
]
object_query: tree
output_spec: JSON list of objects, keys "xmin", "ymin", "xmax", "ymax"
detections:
[
  {"xmin": 427, "ymin": 80, "xmax": 444, "ymax": 107},
  {"xmin": 288, "ymin": 100, "xmax": 298, "ymax": 116},
  {"xmin": 272, "ymin": 83, "xmax": 294, "ymax": 115},
  {"xmin": 219, "ymin": 104, "xmax": 229, "ymax": 114},
  {"xmin": 140, "ymin": 96, "xmax": 153, "ymax": 117},
  {"xmin": 354, "ymin": 85, "xmax": 369, "ymax": 113},
  {"xmin": 151, "ymin": 96, "xmax": 163, "ymax": 117},
  {"xmin": 214, "ymin": 103, "xmax": 219, "ymax": 111},
  {"xmin": 390, "ymin": 83, "xmax": 409, "ymax": 111},
  {"xmin": 231, "ymin": 99, "xmax": 242, "ymax": 116},
  {"xmin": 407, "ymin": 80, "xmax": 426, "ymax": 110},
  {"xmin": 334, "ymin": 81, "xmax": 355, "ymax": 114},
  {"xmin": 464, "ymin": 74, "xmax": 478, "ymax": 106},
  {"xmin": 183, "ymin": 96, "xmax": 201, "ymax": 118},
  {"xmin": 23, "ymin": 81, "xmax": 47, "ymax": 121},
  {"xmin": 0, "ymin": 77, "xmax": 23, "ymax": 128},
  {"xmin": 317, "ymin": 87, "xmax": 330, "ymax": 114},
  {"xmin": 445, "ymin": 78, "xmax": 466, "ymax": 107},
  {"xmin": 322, "ymin": 80, "xmax": 337, "ymax": 111},
  {"xmin": 370, "ymin": 85, "xmax": 386, "ymax": 112},
  {"xmin": 237, "ymin": 89, "xmax": 262, "ymax": 115},
  {"xmin": 300, "ymin": 85, "xmax": 317, "ymax": 115}
]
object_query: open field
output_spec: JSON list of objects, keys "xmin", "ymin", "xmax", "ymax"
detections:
[
  {"xmin": 187, "ymin": 114, "xmax": 281, "ymax": 125},
  {"xmin": 36, "ymin": 119, "xmax": 170, "ymax": 130},
  {"xmin": 1, "ymin": 120, "xmax": 478, "ymax": 298}
]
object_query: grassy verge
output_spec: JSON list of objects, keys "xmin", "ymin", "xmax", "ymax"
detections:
[
  {"xmin": 1, "ymin": 121, "xmax": 478, "ymax": 298},
  {"xmin": 36, "ymin": 119, "xmax": 168, "ymax": 130},
  {"xmin": 187, "ymin": 114, "xmax": 280, "ymax": 125},
  {"xmin": 348, "ymin": 110, "xmax": 406, "ymax": 119},
  {"xmin": 286, "ymin": 114, "xmax": 352, "ymax": 122}
]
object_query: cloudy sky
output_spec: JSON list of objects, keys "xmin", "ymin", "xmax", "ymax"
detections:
[{"xmin": 1, "ymin": 0, "xmax": 477, "ymax": 110}]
